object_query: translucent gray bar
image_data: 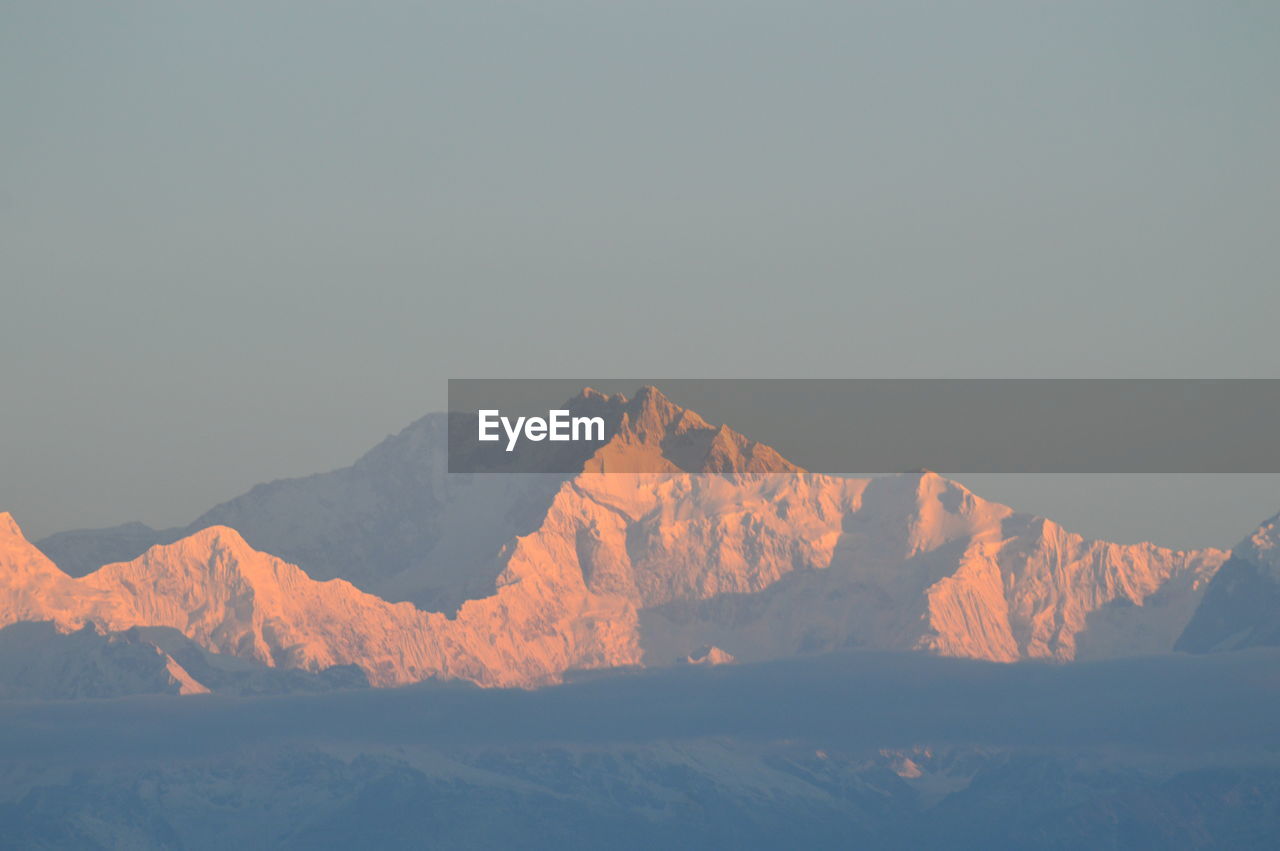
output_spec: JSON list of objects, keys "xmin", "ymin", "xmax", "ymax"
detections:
[{"xmin": 448, "ymin": 379, "xmax": 1280, "ymax": 474}]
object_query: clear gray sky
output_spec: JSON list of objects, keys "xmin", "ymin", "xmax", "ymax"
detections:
[{"xmin": 3, "ymin": 2, "xmax": 1278, "ymax": 546}]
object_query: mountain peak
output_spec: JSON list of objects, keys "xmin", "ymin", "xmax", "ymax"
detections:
[
  {"xmin": 631, "ymin": 384, "xmax": 667, "ymax": 403},
  {"xmin": 1240, "ymin": 513, "xmax": 1280, "ymax": 578},
  {"xmin": 0, "ymin": 512, "xmax": 22, "ymax": 542},
  {"xmin": 575, "ymin": 386, "xmax": 622, "ymax": 404},
  {"xmin": 74, "ymin": 524, "xmax": 298, "ymax": 604},
  {"xmin": 619, "ymin": 386, "xmax": 710, "ymax": 439},
  {"xmin": 181, "ymin": 524, "xmax": 252, "ymax": 552}
]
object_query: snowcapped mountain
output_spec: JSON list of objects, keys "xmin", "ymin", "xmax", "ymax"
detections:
[
  {"xmin": 482, "ymin": 469, "xmax": 1218, "ymax": 672},
  {"xmin": 1, "ymin": 387, "xmax": 1233, "ymax": 690},
  {"xmin": 1176, "ymin": 512, "xmax": 1280, "ymax": 653},
  {"xmin": 1, "ymin": 514, "xmax": 638, "ymax": 687}
]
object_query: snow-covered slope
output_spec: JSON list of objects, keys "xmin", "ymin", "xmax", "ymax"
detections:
[{"xmin": 599, "ymin": 470, "xmax": 1223, "ymax": 665}]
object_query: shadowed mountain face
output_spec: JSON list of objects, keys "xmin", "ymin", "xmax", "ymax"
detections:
[
  {"xmin": 0, "ymin": 620, "xmax": 367, "ymax": 700},
  {"xmin": 1177, "ymin": 513, "xmax": 1280, "ymax": 653},
  {"xmin": 3, "ymin": 388, "xmax": 1232, "ymax": 690},
  {"xmin": 0, "ymin": 620, "xmax": 209, "ymax": 699}
]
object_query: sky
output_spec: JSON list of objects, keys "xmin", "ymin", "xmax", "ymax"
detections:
[{"xmin": 2, "ymin": 1, "xmax": 1278, "ymax": 546}]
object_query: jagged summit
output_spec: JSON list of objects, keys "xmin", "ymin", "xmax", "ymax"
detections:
[
  {"xmin": 577, "ymin": 385, "xmax": 800, "ymax": 475},
  {"xmin": 572, "ymin": 386, "xmax": 627, "ymax": 406}
]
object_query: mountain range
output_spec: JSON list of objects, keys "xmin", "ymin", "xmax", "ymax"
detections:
[{"xmin": 4, "ymin": 386, "xmax": 1266, "ymax": 696}]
